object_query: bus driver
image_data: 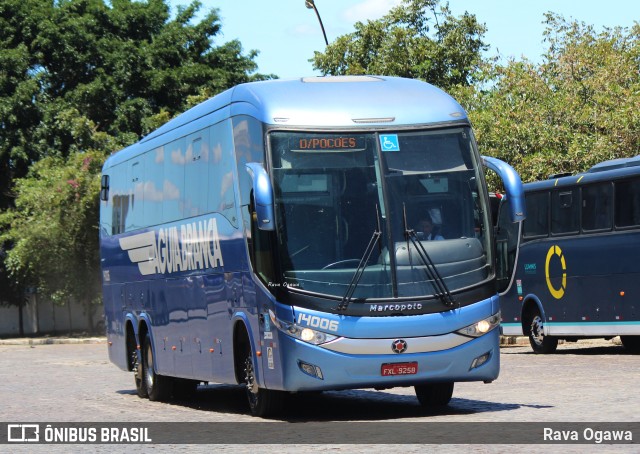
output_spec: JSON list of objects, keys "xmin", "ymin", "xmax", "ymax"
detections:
[{"xmin": 418, "ymin": 216, "xmax": 444, "ymax": 241}]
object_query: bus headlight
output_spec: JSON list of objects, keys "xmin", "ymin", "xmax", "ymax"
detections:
[
  {"xmin": 269, "ymin": 310, "xmax": 339, "ymax": 345},
  {"xmin": 456, "ymin": 312, "xmax": 501, "ymax": 338},
  {"xmin": 288, "ymin": 325, "xmax": 338, "ymax": 345}
]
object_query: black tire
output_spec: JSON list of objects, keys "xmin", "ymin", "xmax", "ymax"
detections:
[
  {"xmin": 133, "ymin": 348, "xmax": 148, "ymax": 398},
  {"xmin": 142, "ymin": 333, "xmax": 173, "ymax": 402},
  {"xmin": 415, "ymin": 382, "xmax": 454, "ymax": 407},
  {"xmin": 128, "ymin": 332, "xmax": 147, "ymax": 398},
  {"xmin": 620, "ymin": 336, "xmax": 640, "ymax": 353},
  {"xmin": 241, "ymin": 342, "xmax": 284, "ymax": 417},
  {"xmin": 526, "ymin": 307, "xmax": 558, "ymax": 354}
]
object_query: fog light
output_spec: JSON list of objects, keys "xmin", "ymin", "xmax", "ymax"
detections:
[
  {"xmin": 470, "ymin": 351, "xmax": 491, "ymax": 370},
  {"xmin": 298, "ymin": 360, "xmax": 324, "ymax": 380}
]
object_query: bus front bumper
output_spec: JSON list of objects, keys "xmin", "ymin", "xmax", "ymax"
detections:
[{"xmin": 275, "ymin": 327, "xmax": 500, "ymax": 392}]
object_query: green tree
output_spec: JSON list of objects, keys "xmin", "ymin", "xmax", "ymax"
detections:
[
  {"xmin": 1, "ymin": 0, "xmax": 271, "ymax": 209},
  {"xmin": 0, "ymin": 0, "xmax": 271, "ymax": 319},
  {"xmin": 311, "ymin": 0, "xmax": 488, "ymax": 90},
  {"xmin": 0, "ymin": 0, "xmax": 51, "ymax": 211},
  {"xmin": 0, "ymin": 149, "xmax": 106, "ymax": 329},
  {"xmin": 456, "ymin": 14, "xmax": 640, "ymax": 183}
]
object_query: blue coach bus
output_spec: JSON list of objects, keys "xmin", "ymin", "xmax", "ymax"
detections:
[
  {"xmin": 496, "ymin": 155, "xmax": 640, "ymax": 353},
  {"xmin": 99, "ymin": 76, "xmax": 525, "ymax": 416}
]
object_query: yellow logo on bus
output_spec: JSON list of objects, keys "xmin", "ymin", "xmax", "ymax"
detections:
[{"xmin": 545, "ymin": 245, "xmax": 566, "ymax": 299}]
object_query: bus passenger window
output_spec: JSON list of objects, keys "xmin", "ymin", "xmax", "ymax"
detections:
[
  {"xmin": 163, "ymin": 137, "xmax": 186, "ymax": 223},
  {"xmin": 184, "ymin": 133, "xmax": 209, "ymax": 218},
  {"xmin": 127, "ymin": 160, "xmax": 144, "ymax": 232},
  {"xmin": 143, "ymin": 147, "xmax": 164, "ymax": 227},
  {"xmin": 582, "ymin": 183, "xmax": 612, "ymax": 231},
  {"xmin": 523, "ymin": 192, "xmax": 549, "ymax": 238},
  {"xmin": 615, "ymin": 179, "xmax": 640, "ymax": 228},
  {"xmin": 208, "ymin": 120, "xmax": 237, "ymax": 227},
  {"xmin": 551, "ymin": 189, "xmax": 579, "ymax": 235}
]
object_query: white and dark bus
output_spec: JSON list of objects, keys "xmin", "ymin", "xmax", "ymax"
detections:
[{"xmin": 497, "ymin": 155, "xmax": 640, "ymax": 353}]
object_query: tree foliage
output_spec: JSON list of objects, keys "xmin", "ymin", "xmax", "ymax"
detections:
[
  {"xmin": 0, "ymin": 150, "xmax": 106, "ymax": 311},
  {"xmin": 311, "ymin": 0, "xmax": 488, "ymax": 90},
  {"xmin": 1, "ymin": 0, "xmax": 269, "ymax": 208},
  {"xmin": 0, "ymin": 0, "xmax": 270, "ymax": 310},
  {"xmin": 454, "ymin": 13, "xmax": 640, "ymax": 183},
  {"xmin": 313, "ymin": 3, "xmax": 640, "ymax": 185}
]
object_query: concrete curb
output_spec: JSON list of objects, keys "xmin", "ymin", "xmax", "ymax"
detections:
[
  {"xmin": 0, "ymin": 337, "xmax": 106, "ymax": 346},
  {"xmin": 500, "ymin": 336, "xmax": 529, "ymax": 346}
]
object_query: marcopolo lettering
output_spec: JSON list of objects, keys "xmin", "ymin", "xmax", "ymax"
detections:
[
  {"xmin": 369, "ymin": 303, "xmax": 423, "ymax": 312},
  {"xmin": 119, "ymin": 217, "xmax": 224, "ymax": 276}
]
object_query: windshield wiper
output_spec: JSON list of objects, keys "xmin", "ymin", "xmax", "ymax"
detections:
[
  {"xmin": 402, "ymin": 204, "xmax": 456, "ymax": 308},
  {"xmin": 337, "ymin": 205, "xmax": 382, "ymax": 311}
]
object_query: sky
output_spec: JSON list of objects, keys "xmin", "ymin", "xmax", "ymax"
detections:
[{"xmin": 174, "ymin": 1, "xmax": 640, "ymax": 79}]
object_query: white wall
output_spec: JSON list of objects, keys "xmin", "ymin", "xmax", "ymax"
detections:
[{"xmin": 0, "ymin": 295, "xmax": 101, "ymax": 337}]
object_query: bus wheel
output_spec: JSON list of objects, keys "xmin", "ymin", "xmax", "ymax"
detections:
[
  {"xmin": 132, "ymin": 348, "xmax": 147, "ymax": 398},
  {"xmin": 142, "ymin": 333, "xmax": 172, "ymax": 402},
  {"xmin": 414, "ymin": 382, "xmax": 454, "ymax": 407},
  {"xmin": 527, "ymin": 309, "xmax": 558, "ymax": 354},
  {"xmin": 620, "ymin": 336, "xmax": 640, "ymax": 353},
  {"xmin": 242, "ymin": 348, "xmax": 283, "ymax": 417}
]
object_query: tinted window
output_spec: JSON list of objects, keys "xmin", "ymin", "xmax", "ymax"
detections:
[
  {"xmin": 615, "ymin": 178, "xmax": 640, "ymax": 228},
  {"xmin": 126, "ymin": 160, "xmax": 144, "ymax": 232},
  {"xmin": 208, "ymin": 120, "xmax": 237, "ymax": 226},
  {"xmin": 523, "ymin": 192, "xmax": 549, "ymax": 238},
  {"xmin": 551, "ymin": 188, "xmax": 579, "ymax": 235},
  {"xmin": 109, "ymin": 166, "xmax": 128, "ymax": 235},
  {"xmin": 143, "ymin": 148, "xmax": 164, "ymax": 227},
  {"xmin": 582, "ymin": 183, "xmax": 612, "ymax": 231},
  {"xmin": 163, "ymin": 137, "xmax": 186, "ymax": 223},
  {"xmin": 184, "ymin": 130, "xmax": 209, "ymax": 218}
]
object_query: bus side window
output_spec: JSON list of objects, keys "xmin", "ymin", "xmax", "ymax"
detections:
[
  {"xmin": 163, "ymin": 137, "xmax": 186, "ymax": 223},
  {"xmin": 184, "ymin": 131, "xmax": 209, "ymax": 218},
  {"xmin": 551, "ymin": 189, "xmax": 579, "ymax": 235},
  {"xmin": 109, "ymin": 168, "xmax": 127, "ymax": 235},
  {"xmin": 143, "ymin": 147, "xmax": 164, "ymax": 227},
  {"xmin": 582, "ymin": 183, "xmax": 612, "ymax": 232},
  {"xmin": 615, "ymin": 179, "xmax": 640, "ymax": 228},
  {"xmin": 208, "ymin": 120, "xmax": 237, "ymax": 227},
  {"xmin": 127, "ymin": 160, "xmax": 144, "ymax": 232},
  {"xmin": 522, "ymin": 192, "xmax": 549, "ymax": 239}
]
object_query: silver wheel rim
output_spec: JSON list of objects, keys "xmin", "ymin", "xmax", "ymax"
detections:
[
  {"xmin": 531, "ymin": 315, "xmax": 545, "ymax": 346},
  {"xmin": 244, "ymin": 356, "xmax": 259, "ymax": 406}
]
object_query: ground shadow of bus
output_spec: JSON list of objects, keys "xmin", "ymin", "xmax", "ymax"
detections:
[{"xmin": 119, "ymin": 384, "xmax": 550, "ymax": 421}]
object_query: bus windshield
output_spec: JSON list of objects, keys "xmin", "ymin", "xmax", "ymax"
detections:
[{"xmin": 269, "ymin": 127, "xmax": 492, "ymax": 300}]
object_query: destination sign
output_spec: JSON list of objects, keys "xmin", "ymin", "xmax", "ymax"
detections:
[{"xmin": 291, "ymin": 135, "xmax": 365, "ymax": 152}]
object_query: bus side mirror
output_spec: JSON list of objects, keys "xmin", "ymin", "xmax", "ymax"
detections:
[
  {"xmin": 245, "ymin": 163, "xmax": 275, "ymax": 231},
  {"xmin": 481, "ymin": 156, "xmax": 526, "ymax": 222}
]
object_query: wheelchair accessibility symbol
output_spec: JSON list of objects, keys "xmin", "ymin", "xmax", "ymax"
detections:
[{"xmin": 379, "ymin": 134, "xmax": 400, "ymax": 152}]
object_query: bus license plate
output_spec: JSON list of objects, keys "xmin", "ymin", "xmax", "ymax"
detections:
[{"xmin": 381, "ymin": 362, "xmax": 418, "ymax": 376}]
